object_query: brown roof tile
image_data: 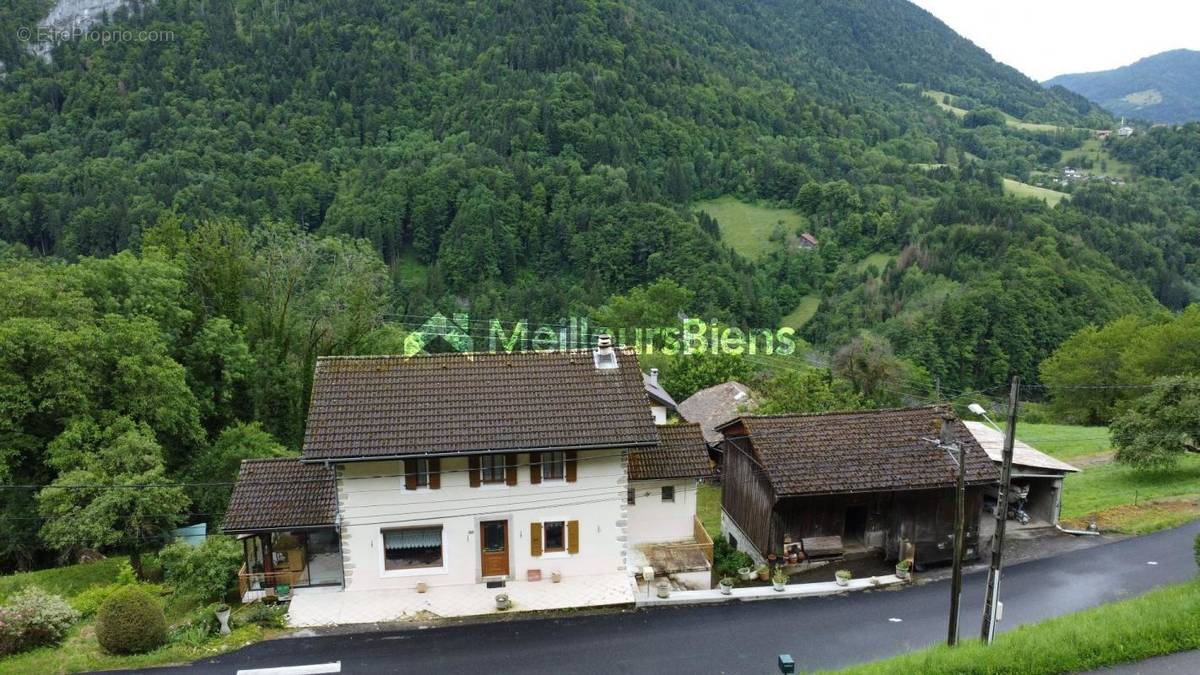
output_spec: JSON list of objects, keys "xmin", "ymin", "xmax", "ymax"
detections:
[
  {"xmin": 302, "ymin": 348, "xmax": 659, "ymax": 460},
  {"xmin": 721, "ymin": 406, "xmax": 999, "ymax": 497},
  {"xmin": 629, "ymin": 423, "xmax": 711, "ymax": 481},
  {"xmin": 678, "ymin": 381, "xmax": 757, "ymax": 442},
  {"xmin": 222, "ymin": 458, "xmax": 337, "ymax": 532}
]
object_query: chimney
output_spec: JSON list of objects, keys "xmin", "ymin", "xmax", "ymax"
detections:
[
  {"xmin": 593, "ymin": 333, "xmax": 618, "ymax": 370},
  {"xmin": 648, "ymin": 368, "xmax": 659, "ymax": 385}
]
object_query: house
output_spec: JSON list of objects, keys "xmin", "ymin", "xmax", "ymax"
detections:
[
  {"xmin": 1096, "ymin": 129, "xmax": 1112, "ymax": 140},
  {"xmin": 678, "ymin": 381, "xmax": 757, "ymax": 444},
  {"xmin": 963, "ymin": 421, "xmax": 1079, "ymax": 531},
  {"xmin": 717, "ymin": 406, "xmax": 999, "ymax": 568},
  {"xmin": 643, "ymin": 367, "xmax": 677, "ymax": 425},
  {"xmin": 798, "ymin": 232, "xmax": 819, "ymax": 249},
  {"xmin": 1118, "ymin": 117, "xmax": 1134, "ymax": 137},
  {"xmin": 223, "ymin": 338, "xmax": 711, "ymax": 618}
]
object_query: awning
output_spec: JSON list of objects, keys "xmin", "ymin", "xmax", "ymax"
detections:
[{"xmin": 384, "ymin": 528, "xmax": 442, "ymax": 550}]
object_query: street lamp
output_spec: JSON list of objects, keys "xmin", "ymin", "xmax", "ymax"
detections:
[{"xmin": 971, "ymin": 377, "xmax": 1020, "ymax": 645}]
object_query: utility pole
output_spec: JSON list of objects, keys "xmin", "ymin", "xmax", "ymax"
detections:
[
  {"xmin": 981, "ymin": 376, "xmax": 1020, "ymax": 644},
  {"xmin": 944, "ymin": 414, "xmax": 966, "ymax": 647}
]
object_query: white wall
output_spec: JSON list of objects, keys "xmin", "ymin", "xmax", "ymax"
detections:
[
  {"xmin": 626, "ymin": 479, "xmax": 697, "ymax": 544},
  {"xmin": 650, "ymin": 405, "xmax": 668, "ymax": 426},
  {"xmin": 336, "ymin": 451, "xmax": 629, "ymax": 591}
]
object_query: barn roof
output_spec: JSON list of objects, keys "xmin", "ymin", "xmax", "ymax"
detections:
[{"xmin": 629, "ymin": 423, "xmax": 711, "ymax": 481}]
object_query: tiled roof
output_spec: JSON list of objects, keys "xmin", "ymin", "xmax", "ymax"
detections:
[
  {"xmin": 222, "ymin": 458, "xmax": 337, "ymax": 532},
  {"xmin": 721, "ymin": 406, "xmax": 999, "ymax": 497},
  {"xmin": 643, "ymin": 372, "xmax": 677, "ymax": 409},
  {"xmin": 302, "ymin": 348, "xmax": 659, "ymax": 460},
  {"xmin": 678, "ymin": 381, "xmax": 757, "ymax": 443},
  {"xmin": 629, "ymin": 423, "xmax": 711, "ymax": 481}
]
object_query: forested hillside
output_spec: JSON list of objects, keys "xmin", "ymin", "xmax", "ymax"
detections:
[
  {"xmin": 1, "ymin": 0, "xmax": 1198, "ymax": 571},
  {"xmin": 1045, "ymin": 50, "xmax": 1200, "ymax": 124}
]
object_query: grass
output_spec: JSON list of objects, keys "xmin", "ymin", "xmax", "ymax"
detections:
[
  {"xmin": 830, "ymin": 578, "xmax": 1200, "ymax": 674},
  {"xmin": 0, "ymin": 558, "xmax": 279, "ymax": 674},
  {"xmin": 1014, "ymin": 423, "xmax": 1200, "ymax": 534},
  {"xmin": 693, "ymin": 196, "xmax": 807, "ymax": 260},
  {"xmin": 921, "ymin": 90, "xmax": 1072, "ymax": 133},
  {"xmin": 780, "ymin": 294, "xmax": 821, "ymax": 329},
  {"xmin": 852, "ymin": 252, "xmax": 895, "ymax": 274},
  {"xmin": 1060, "ymin": 138, "xmax": 1136, "ymax": 179},
  {"xmin": 0, "ymin": 557, "xmax": 127, "ymax": 603},
  {"xmin": 697, "ymin": 483, "xmax": 722, "ymax": 541},
  {"xmin": 1003, "ymin": 178, "xmax": 1068, "ymax": 207}
]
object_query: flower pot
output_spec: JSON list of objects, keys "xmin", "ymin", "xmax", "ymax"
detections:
[
  {"xmin": 719, "ymin": 581, "xmax": 733, "ymax": 595},
  {"xmin": 416, "ymin": 581, "xmax": 428, "ymax": 593},
  {"xmin": 738, "ymin": 567, "xmax": 755, "ymax": 581},
  {"xmin": 767, "ymin": 553, "xmax": 777, "ymax": 565},
  {"xmin": 656, "ymin": 582, "xmax": 670, "ymax": 599},
  {"xmin": 787, "ymin": 554, "xmax": 798, "ymax": 564},
  {"xmin": 894, "ymin": 566, "xmax": 909, "ymax": 581},
  {"xmin": 215, "ymin": 608, "xmax": 231, "ymax": 636},
  {"xmin": 772, "ymin": 581, "xmax": 785, "ymax": 592},
  {"xmin": 835, "ymin": 575, "xmax": 850, "ymax": 587},
  {"xmin": 757, "ymin": 568, "xmax": 770, "ymax": 582},
  {"xmin": 495, "ymin": 593, "xmax": 511, "ymax": 611},
  {"xmin": 551, "ymin": 571, "xmax": 562, "ymax": 583}
]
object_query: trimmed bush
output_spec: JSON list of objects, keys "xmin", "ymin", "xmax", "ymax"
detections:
[
  {"xmin": 158, "ymin": 537, "xmax": 243, "ymax": 603},
  {"xmin": 95, "ymin": 586, "xmax": 167, "ymax": 654},
  {"xmin": 0, "ymin": 586, "xmax": 79, "ymax": 656},
  {"xmin": 71, "ymin": 582, "xmax": 165, "ymax": 618}
]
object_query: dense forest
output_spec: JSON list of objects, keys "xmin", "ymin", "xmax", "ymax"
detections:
[{"xmin": 0, "ymin": 0, "xmax": 1198, "ymax": 570}]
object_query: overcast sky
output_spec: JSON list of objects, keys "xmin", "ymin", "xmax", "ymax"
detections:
[{"xmin": 910, "ymin": 0, "xmax": 1200, "ymax": 81}]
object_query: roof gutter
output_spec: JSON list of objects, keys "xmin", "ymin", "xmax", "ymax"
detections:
[{"xmin": 299, "ymin": 439, "xmax": 659, "ymax": 464}]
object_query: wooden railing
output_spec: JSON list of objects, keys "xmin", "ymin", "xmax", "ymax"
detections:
[{"xmin": 693, "ymin": 514, "xmax": 714, "ymax": 564}]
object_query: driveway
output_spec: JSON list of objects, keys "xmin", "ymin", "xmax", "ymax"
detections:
[{"xmin": 148, "ymin": 520, "xmax": 1199, "ymax": 674}]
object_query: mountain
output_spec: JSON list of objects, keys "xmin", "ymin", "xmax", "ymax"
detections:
[{"xmin": 1044, "ymin": 49, "xmax": 1200, "ymax": 124}]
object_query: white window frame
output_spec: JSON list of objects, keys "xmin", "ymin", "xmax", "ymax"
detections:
[
  {"xmin": 480, "ymin": 455, "xmax": 506, "ymax": 485},
  {"xmin": 541, "ymin": 451, "xmax": 566, "ymax": 482},
  {"xmin": 379, "ymin": 525, "xmax": 448, "ymax": 578},
  {"xmin": 413, "ymin": 458, "xmax": 431, "ymax": 489}
]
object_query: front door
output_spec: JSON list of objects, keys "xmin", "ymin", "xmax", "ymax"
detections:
[{"xmin": 480, "ymin": 520, "xmax": 509, "ymax": 577}]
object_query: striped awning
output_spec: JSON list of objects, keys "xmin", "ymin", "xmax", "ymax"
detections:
[{"xmin": 384, "ymin": 528, "xmax": 441, "ymax": 550}]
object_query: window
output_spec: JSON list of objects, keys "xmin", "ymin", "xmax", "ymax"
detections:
[
  {"xmin": 414, "ymin": 459, "xmax": 430, "ymax": 488},
  {"xmin": 382, "ymin": 527, "xmax": 443, "ymax": 571},
  {"xmin": 542, "ymin": 451, "xmax": 565, "ymax": 481},
  {"xmin": 480, "ymin": 455, "xmax": 505, "ymax": 484},
  {"xmin": 627, "ymin": 486, "xmax": 636, "ymax": 505},
  {"xmin": 543, "ymin": 521, "xmax": 566, "ymax": 552},
  {"xmin": 661, "ymin": 485, "xmax": 675, "ymax": 502}
]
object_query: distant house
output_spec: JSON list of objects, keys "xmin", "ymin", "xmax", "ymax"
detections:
[
  {"xmin": 798, "ymin": 232, "xmax": 819, "ymax": 249},
  {"xmin": 223, "ymin": 338, "xmax": 711, "ymax": 621},
  {"xmin": 1095, "ymin": 129, "xmax": 1112, "ymax": 140},
  {"xmin": 717, "ymin": 406, "xmax": 998, "ymax": 568},
  {"xmin": 643, "ymin": 367, "xmax": 677, "ymax": 425},
  {"xmin": 1118, "ymin": 117, "xmax": 1134, "ymax": 137},
  {"xmin": 963, "ymin": 421, "xmax": 1079, "ymax": 530},
  {"xmin": 678, "ymin": 381, "xmax": 757, "ymax": 444}
]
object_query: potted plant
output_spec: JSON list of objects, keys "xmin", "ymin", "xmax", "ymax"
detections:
[
  {"xmin": 657, "ymin": 581, "xmax": 670, "ymax": 599},
  {"xmin": 756, "ymin": 564, "xmax": 770, "ymax": 582},
  {"xmin": 771, "ymin": 569, "xmax": 788, "ymax": 592},
  {"xmin": 835, "ymin": 569, "xmax": 852, "ymax": 587},
  {"xmin": 215, "ymin": 603, "xmax": 231, "ymax": 636},
  {"xmin": 894, "ymin": 559, "xmax": 911, "ymax": 581},
  {"xmin": 551, "ymin": 570, "xmax": 562, "ymax": 583},
  {"xmin": 738, "ymin": 566, "xmax": 755, "ymax": 582},
  {"xmin": 495, "ymin": 593, "xmax": 511, "ymax": 611},
  {"xmin": 718, "ymin": 576, "xmax": 735, "ymax": 595}
]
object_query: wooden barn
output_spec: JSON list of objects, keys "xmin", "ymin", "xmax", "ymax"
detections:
[{"xmin": 717, "ymin": 406, "xmax": 999, "ymax": 567}]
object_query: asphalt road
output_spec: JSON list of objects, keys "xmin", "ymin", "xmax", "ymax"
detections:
[{"xmin": 150, "ymin": 520, "xmax": 1199, "ymax": 675}]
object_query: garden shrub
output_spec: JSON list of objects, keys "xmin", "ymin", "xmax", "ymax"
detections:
[
  {"xmin": 158, "ymin": 536, "xmax": 243, "ymax": 603},
  {"xmin": 713, "ymin": 537, "xmax": 755, "ymax": 579},
  {"xmin": 95, "ymin": 586, "xmax": 167, "ymax": 654},
  {"xmin": 72, "ymin": 582, "xmax": 165, "ymax": 618},
  {"xmin": 0, "ymin": 586, "xmax": 79, "ymax": 656},
  {"xmin": 232, "ymin": 602, "xmax": 287, "ymax": 629},
  {"xmin": 167, "ymin": 603, "xmax": 219, "ymax": 646}
]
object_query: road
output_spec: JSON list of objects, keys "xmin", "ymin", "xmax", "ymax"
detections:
[{"xmin": 151, "ymin": 520, "xmax": 1198, "ymax": 675}]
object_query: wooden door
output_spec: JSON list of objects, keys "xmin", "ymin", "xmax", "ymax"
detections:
[{"xmin": 480, "ymin": 520, "xmax": 509, "ymax": 577}]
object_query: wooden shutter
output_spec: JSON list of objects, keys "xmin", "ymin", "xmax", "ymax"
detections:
[
  {"xmin": 428, "ymin": 458, "xmax": 441, "ymax": 490},
  {"xmin": 567, "ymin": 520, "xmax": 579, "ymax": 554},
  {"xmin": 530, "ymin": 522, "xmax": 543, "ymax": 556},
  {"xmin": 505, "ymin": 453, "xmax": 518, "ymax": 486},
  {"xmin": 468, "ymin": 455, "xmax": 481, "ymax": 488},
  {"xmin": 565, "ymin": 450, "xmax": 577, "ymax": 482},
  {"xmin": 403, "ymin": 459, "xmax": 417, "ymax": 491},
  {"xmin": 529, "ymin": 452, "xmax": 541, "ymax": 484}
]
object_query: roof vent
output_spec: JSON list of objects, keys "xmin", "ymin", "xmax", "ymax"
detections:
[
  {"xmin": 648, "ymin": 368, "xmax": 659, "ymax": 384},
  {"xmin": 594, "ymin": 333, "xmax": 618, "ymax": 370}
]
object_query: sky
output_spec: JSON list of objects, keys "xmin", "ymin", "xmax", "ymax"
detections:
[{"xmin": 910, "ymin": 0, "xmax": 1200, "ymax": 81}]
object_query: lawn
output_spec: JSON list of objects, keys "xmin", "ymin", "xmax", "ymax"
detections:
[
  {"xmin": 1003, "ymin": 178, "xmax": 1068, "ymax": 207},
  {"xmin": 1016, "ymin": 423, "xmax": 1200, "ymax": 534},
  {"xmin": 697, "ymin": 482, "xmax": 722, "ymax": 541},
  {"xmin": 830, "ymin": 578, "xmax": 1200, "ymax": 674},
  {"xmin": 0, "ymin": 558, "xmax": 280, "ymax": 674},
  {"xmin": 921, "ymin": 90, "xmax": 1073, "ymax": 133},
  {"xmin": 1060, "ymin": 138, "xmax": 1136, "ymax": 179},
  {"xmin": 852, "ymin": 252, "xmax": 895, "ymax": 274},
  {"xmin": 780, "ymin": 294, "xmax": 821, "ymax": 329},
  {"xmin": 693, "ymin": 196, "xmax": 807, "ymax": 260}
]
